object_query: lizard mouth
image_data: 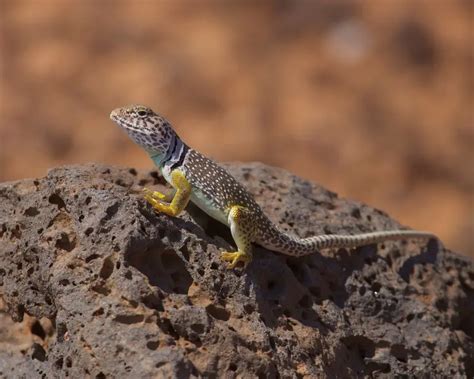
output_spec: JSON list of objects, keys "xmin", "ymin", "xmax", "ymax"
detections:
[
  {"xmin": 110, "ymin": 109, "xmax": 135, "ymax": 131},
  {"xmin": 110, "ymin": 108, "xmax": 122, "ymax": 122}
]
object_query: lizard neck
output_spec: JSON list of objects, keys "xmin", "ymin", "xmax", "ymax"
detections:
[
  {"xmin": 150, "ymin": 151, "xmax": 167, "ymax": 167},
  {"xmin": 149, "ymin": 134, "xmax": 188, "ymax": 170}
]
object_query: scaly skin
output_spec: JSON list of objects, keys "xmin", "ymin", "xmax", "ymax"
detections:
[{"xmin": 110, "ymin": 105, "xmax": 436, "ymax": 268}]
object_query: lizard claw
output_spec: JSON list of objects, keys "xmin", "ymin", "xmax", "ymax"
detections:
[
  {"xmin": 221, "ymin": 251, "xmax": 252, "ymax": 269},
  {"xmin": 143, "ymin": 187, "xmax": 167, "ymax": 202}
]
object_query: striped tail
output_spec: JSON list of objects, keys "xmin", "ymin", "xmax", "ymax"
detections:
[{"xmin": 256, "ymin": 220, "xmax": 436, "ymax": 257}]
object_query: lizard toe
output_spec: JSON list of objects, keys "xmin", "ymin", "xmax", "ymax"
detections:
[{"xmin": 221, "ymin": 251, "xmax": 251, "ymax": 269}]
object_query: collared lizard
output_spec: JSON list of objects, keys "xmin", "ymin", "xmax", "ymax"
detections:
[{"xmin": 110, "ymin": 105, "xmax": 436, "ymax": 268}]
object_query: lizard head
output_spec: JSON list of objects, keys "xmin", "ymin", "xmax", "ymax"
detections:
[{"xmin": 110, "ymin": 105, "xmax": 177, "ymax": 157}]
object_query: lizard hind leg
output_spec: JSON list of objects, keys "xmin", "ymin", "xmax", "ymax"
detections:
[{"xmin": 221, "ymin": 205, "xmax": 256, "ymax": 269}]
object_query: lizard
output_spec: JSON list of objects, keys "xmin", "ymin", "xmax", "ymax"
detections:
[{"xmin": 110, "ymin": 105, "xmax": 436, "ymax": 268}]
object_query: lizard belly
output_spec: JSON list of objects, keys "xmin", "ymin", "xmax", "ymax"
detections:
[
  {"xmin": 161, "ymin": 167, "xmax": 228, "ymax": 225},
  {"xmin": 190, "ymin": 189, "xmax": 229, "ymax": 225}
]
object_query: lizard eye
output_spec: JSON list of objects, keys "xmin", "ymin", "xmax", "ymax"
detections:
[{"xmin": 137, "ymin": 110, "xmax": 148, "ymax": 117}]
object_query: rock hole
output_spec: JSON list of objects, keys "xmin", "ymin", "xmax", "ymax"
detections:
[
  {"xmin": 263, "ymin": 338, "xmax": 274, "ymax": 354},
  {"xmin": 95, "ymin": 373, "xmax": 106, "ymax": 379},
  {"xmin": 31, "ymin": 320, "xmax": 46, "ymax": 339},
  {"xmin": 390, "ymin": 344, "xmax": 408, "ymax": 362},
  {"xmin": 180, "ymin": 245, "xmax": 190, "ymax": 261},
  {"xmin": 91, "ymin": 284, "xmax": 111, "ymax": 296},
  {"xmin": 85, "ymin": 227, "xmax": 94, "ymax": 236},
  {"xmin": 142, "ymin": 293, "xmax": 163, "ymax": 311},
  {"xmin": 105, "ymin": 203, "xmax": 119, "ymax": 219},
  {"xmin": 190, "ymin": 323, "xmax": 205, "ymax": 334},
  {"xmin": 56, "ymin": 323, "xmax": 68, "ymax": 342},
  {"xmin": 92, "ymin": 308, "xmax": 104, "ymax": 316},
  {"xmin": 48, "ymin": 193, "xmax": 66, "ymax": 210},
  {"xmin": 115, "ymin": 179, "xmax": 127, "ymax": 187},
  {"xmin": 146, "ymin": 340, "xmax": 159, "ymax": 350},
  {"xmin": 371, "ymin": 282, "xmax": 381, "ymax": 293},
  {"xmin": 341, "ymin": 335, "xmax": 375, "ymax": 359},
  {"xmin": 366, "ymin": 361, "xmax": 391, "ymax": 375},
  {"xmin": 16, "ymin": 304, "xmax": 25, "ymax": 320},
  {"xmin": 244, "ymin": 304, "xmax": 255, "ymax": 314},
  {"xmin": 56, "ymin": 233, "xmax": 76, "ymax": 252},
  {"xmin": 113, "ymin": 314, "xmax": 144, "ymax": 324},
  {"xmin": 24, "ymin": 207, "xmax": 40, "ymax": 216},
  {"xmin": 99, "ymin": 257, "xmax": 114, "ymax": 280},
  {"xmin": 157, "ymin": 318, "xmax": 179, "ymax": 339},
  {"xmin": 31, "ymin": 343, "xmax": 47, "ymax": 361},
  {"xmin": 351, "ymin": 208, "xmax": 361, "ymax": 219},
  {"xmin": 205, "ymin": 304, "xmax": 230, "ymax": 321},
  {"xmin": 85, "ymin": 254, "xmax": 100, "ymax": 263},
  {"xmin": 54, "ymin": 357, "xmax": 63, "ymax": 369},
  {"xmin": 11, "ymin": 225, "xmax": 22, "ymax": 239}
]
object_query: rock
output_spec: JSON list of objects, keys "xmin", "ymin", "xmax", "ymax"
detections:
[{"xmin": 0, "ymin": 163, "xmax": 472, "ymax": 378}]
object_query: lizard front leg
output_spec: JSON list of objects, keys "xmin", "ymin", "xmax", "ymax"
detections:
[
  {"xmin": 143, "ymin": 170, "xmax": 191, "ymax": 217},
  {"xmin": 221, "ymin": 205, "xmax": 256, "ymax": 269}
]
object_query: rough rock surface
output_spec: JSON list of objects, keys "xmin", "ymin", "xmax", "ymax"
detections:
[{"xmin": 0, "ymin": 163, "xmax": 472, "ymax": 378}]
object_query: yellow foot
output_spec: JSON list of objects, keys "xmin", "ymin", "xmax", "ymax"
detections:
[
  {"xmin": 143, "ymin": 188, "xmax": 174, "ymax": 215},
  {"xmin": 221, "ymin": 251, "xmax": 252, "ymax": 269},
  {"xmin": 143, "ymin": 189, "xmax": 161, "ymax": 210},
  {"xmin": 143, "ymin": 187, "xmax": 168, "ymax": 202}
]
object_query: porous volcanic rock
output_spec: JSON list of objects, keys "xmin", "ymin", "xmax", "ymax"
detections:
[{"xmin": 0, "ymin": 163, "xmax": 472, "ymax": 378}]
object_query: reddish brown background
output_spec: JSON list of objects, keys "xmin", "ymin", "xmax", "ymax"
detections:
[{"xmin": 0, "ymin": 1, "xmax": 472, "ymax": 256}]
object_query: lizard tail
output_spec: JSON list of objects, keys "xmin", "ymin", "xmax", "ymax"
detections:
[{"xmin": 256, "ymin": 219, "xmax": 436, "ymax": 257}]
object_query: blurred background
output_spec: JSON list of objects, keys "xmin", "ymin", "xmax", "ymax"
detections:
[{"xmin": 0, "ymin": 1, "xmax": 472, "ymax": 257}]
